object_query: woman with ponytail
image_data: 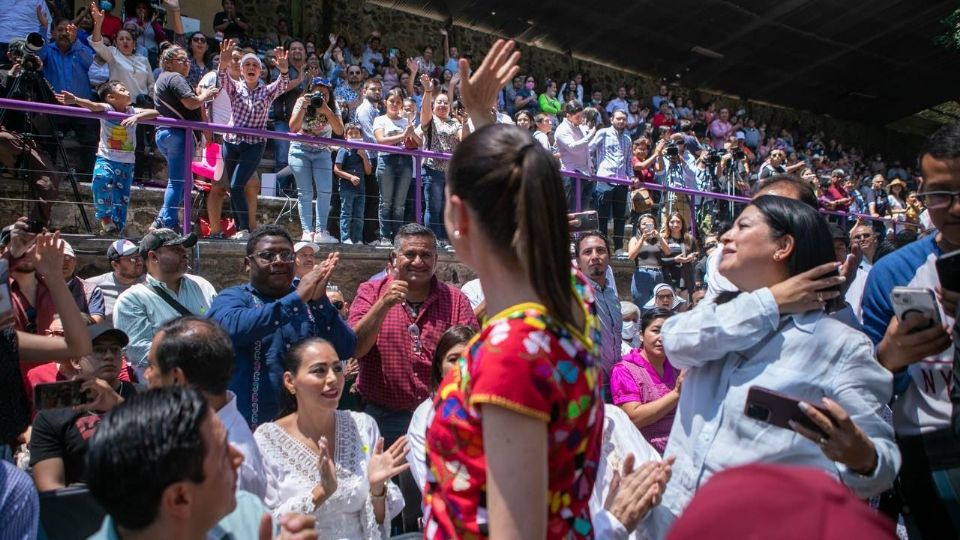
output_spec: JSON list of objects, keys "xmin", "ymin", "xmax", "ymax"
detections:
[{"xmin": 422, "ymin": 40, "xmax": 606, "ymax": 539}]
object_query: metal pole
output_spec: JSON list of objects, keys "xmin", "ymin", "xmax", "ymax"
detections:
[
  {"xmin": 183, "ymin": 129, "xmax": 194, "ymax": 235},
  {"xmin": 575, "ymin": 178, "xmax": 582, "ymax": 212},
  {"xmin": 415, "ymin": 156, "xmax": 422, "ymax": 224}
]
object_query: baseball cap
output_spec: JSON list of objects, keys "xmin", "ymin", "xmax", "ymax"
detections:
[
  {"xmin": 62, "ymin": 241, "xmax": 76, "ymax": 258},
  {"xmin": 735, "ymin": 131, "xmax": 746, "ymax": 140},
  {"xmin": 107, "ymin": 239, "xmax": 139, "ymax": 261},
  {"xmin": 139, "ymin": 229, "xmax": 198, "ymax": 255},
  {"xmin": 88, "ymin": 324, "xmax": 129, "ymax": 347},
  {"xmin": 294, "ymin": 241, "xmax": 320, "ymax": 254}
]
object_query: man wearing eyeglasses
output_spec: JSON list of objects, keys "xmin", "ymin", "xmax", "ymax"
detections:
[
  {"xmin": 113, "ymin": 229, "xmax": 217, "ymax": 381},
  {"xmin": 861, "ymin": 121, "xmax": 960, "ymax": 539},
  {"xmin": 207, "ymin": 225, "xmax": 356, "ymax": 427}
]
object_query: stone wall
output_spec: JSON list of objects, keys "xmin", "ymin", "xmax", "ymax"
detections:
[{"xmin": 232, "ymin": 0, "xmax": 913, "ymax": 152}]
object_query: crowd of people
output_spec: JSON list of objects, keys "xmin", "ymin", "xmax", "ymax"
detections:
[
  {"xmin": 1, "ymin": 3, "xmax": 959, "ymax": 540},
  {"xmin": 1, "ymin": 0, "xmax": 923, "ymax": 251}
]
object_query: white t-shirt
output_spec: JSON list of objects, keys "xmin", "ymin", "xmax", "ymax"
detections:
[
  {"xmin": 198, "ymin": 70, "xmax": 234, "ymax": 126},
  {"xmin": 372, "ymin": 114, "xmax": 409, "ymax": 147},
  {"xmin": 98, "ymin": 104, "xmax": 139, "ymax": 164}
]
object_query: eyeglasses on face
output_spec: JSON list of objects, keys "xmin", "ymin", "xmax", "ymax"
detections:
[
  {"xmin": 851, "ymin": 233, "xmax": 874, "ymax": 241},
  {"xmin": 919, "ymin": 190, "xmax": 960, "ymax": 209},
  {"xmin": 332, "ymin": 300, "xmax": 345, "ymax": 310},
  {"xmin": 248, "ymin": 250, "xmax": 295, "ymax": 263}
]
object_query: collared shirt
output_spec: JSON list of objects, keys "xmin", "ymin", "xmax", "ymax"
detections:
[
  {"xmin": 218, "ymin": 391, "xmax": 268, "ymax": 500},
  {"xmin": 649, "ymin": 289, "xmax": 900, "ymax": 533},
  {"xmin": 354, "ymin": 98, "xmax": 380, "ymax": 160},
  {"xmin": 605, "ymin": 97, "xmax": 629, "ymax": 115},
  {"xmin": 113, "ymin": 273, "xmax": 218, "ymax": 377},
  {"xmin": 220, "ymin": 66, "xmax": 288, "ymax": 144},
  {"xmin": 586, "ymin": 274, "xmax": 622, "ymax": 384},
  {"xmin": 8, "ymin": 275, "xmax": 55, "ymax": 334},
  {"xmin": 0, "ymin": 0, "xmax": 50, "ymax": 44},
  {"xmin": 555, "ymin": 118, "xmax": 593, "ymax": 174},
  {"xmin": 39, "ymin": 40, "xmax": 93, "ymax": 99},
  {"xmin": 87, "ymin": 272, "xmax": 146, "ymax": 327},
  {"xmin": 207, "ymin": 283, "xmax": 357, "ymax": 427},
  {"xmin": 348, "ymin": 276, "xmax": 478, "ymax": 411},
  {"xmin": 589, "ymin": 126, "xmax": 631, "ymax": 191},
  {"xmin": 89, "ymin": 39, "xmax": 154, "ymax": 98},
  {"xmin": 89, "ymin": 490, "xmax": 266, "ymax": 540}
]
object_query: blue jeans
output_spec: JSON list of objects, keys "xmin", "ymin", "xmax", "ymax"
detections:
[
  {"xmin": 631, "ymin": 266, "xmax": 664, "ymax": 308},
  {"xmin": 289, "ymin": 144, "xmax": 333, "ymax": 234},
  {"xmin": 273, "ymin": 121, "xmax": 290, "ymax": 172},
  {"xmin": 422, "ymin": 166, "xmax": 447, "ymax": 240},
  {"xmin": 563, "ymin": 175, "xmax": 593, "ymax": 212},
  {"xmin": 339, "ymin": 180, "xmax": 365, "ymax": 242},
  {"xmin": 155, "ymin": 127, "xmax": 192, "ymax": 230},
  {"xmin": 377, "ymin": 154, "xmax": 412, "ymax": 241},
  {"xmin": 222, "ymin": 140, "xmax": 266, "ymax": 232}
]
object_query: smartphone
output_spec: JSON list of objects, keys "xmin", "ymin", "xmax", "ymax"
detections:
[
  {"xmin": 34, "ymin": 380, "xmax": 92, "ymax": 410},
  {"xmin": 936, "ymin": 249, "xmax": 960, "ymax": 293},
  {"xmin": 0, "ymin": 259, "xmax": 10, "ymax": 314},
  {"xmin": 388, "ymin": 47, "xmax": 399, "ymax": 58},
  {"xmin": 569, "ymin": 211, "xmax": 599, "ymax": 233},
  {"xmin": 744, "ymin": 386, "xmax": 832, "ymax": 438},
  {"xmin": 891, "ymin": 286, "xmax": 942, "ymax": 330},
  {"xmin": 642, "ymin": 222, "xmax": 654, "ymax": 232}
]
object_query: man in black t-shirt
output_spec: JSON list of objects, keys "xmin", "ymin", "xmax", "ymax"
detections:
[{"xmin": 29, "ymin": 325, "xmax": 136, "ymax": 492}]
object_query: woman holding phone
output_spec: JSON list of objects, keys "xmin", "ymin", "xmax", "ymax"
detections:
[{"xmin": 647, "ymin": 196, "xmax": 899, "ymax": 533}]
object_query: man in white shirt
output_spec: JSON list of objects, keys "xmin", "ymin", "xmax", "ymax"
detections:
[
  {"xmin": 555, "ymin": 100, "xmax": 597, "ymax": 212},
  {"xmin": 145, "ymin": 316, "xmax": 268, "ymax": 501},
  {"xmin": 114, "ymin": 229, "xmax": 217, "ymax": 379}
]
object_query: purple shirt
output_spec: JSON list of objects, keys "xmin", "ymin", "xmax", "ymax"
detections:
[{"xmin": 609, "ymin": 349, "xmax": 677, "ymax": 453}]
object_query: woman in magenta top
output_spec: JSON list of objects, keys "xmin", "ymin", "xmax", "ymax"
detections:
[{"xmin": 610, "ymin": 308, "xmax": 683, "ymax": 453}]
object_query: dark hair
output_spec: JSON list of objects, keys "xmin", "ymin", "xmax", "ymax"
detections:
[
  {"xmin": 246, "ymin": 224, "xmax": 293, "ymax": 256},
  {"xmin": 562, "ymin": 100, "xmax": 584, "ymax": 116},
  {"xmin": 448, "ymin": 124, "xmax": 578, "ymax": 330},
  {"xmin": 86, "ymin": 387, "xmax": 208, "ymax": 531},
  {"xmin": 750, "ymin": 195, "xmax": 836, "ymax": 277},
  {"xmin": 154, "ymin": 317, "xmax": 234, "ymax": 395},
  {"xmin": 575, "ymin": 231, "xmax": 612, "ymax": 257},
  {"xmin": 920, "ymin": 121, "xmax": 960, "ymax": 164},
  {"xmin": 279, "ymin": 337, "xmax": 334, "ymax": 416},
  {"xmin": 828, "ymin": 224, "xmax": 849, "ymax": 244},
  {"xmin": 755, "ymin": 174, "xmax": 819, "ymax": 210},
  {"xmin": 514, "ymin": 110, "xmax": 534, "ymax": 126},
  {"xmin": 385, "ymin": 87, "xmax": 406, "ymax": 102},
  {"xmin": 96, "ymin": 80, "xmax": 126, "ymax": 102},
  {"xmin": 431, "ymin": 325, "xmax": 476, "ymax": 389},
  {"xmin": 641, "ymin": 307, "xmax": 673, "ymax": 331},
  {"xmin": 394, "ymin": 222, "xmax": 436, "ymax": 249}
]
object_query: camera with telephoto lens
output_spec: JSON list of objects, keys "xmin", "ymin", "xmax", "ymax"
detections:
[
  {"xmin": 664, "ymin": 143, "xmax": 680, "ymax": 157},
  {"xmin": 10, "ymin": 32, "xmax": 45, "ymax": 72},
  {"xmin": 705, "ymin": 149, "xmax": 723, "ymax": 165},
  {"xmin": 731, "ymin": 148, "xmax": 746, "ymax": 161},
  {"xmin": 305, "ymin": 92, "xmax": 325, "ymax": 115}
]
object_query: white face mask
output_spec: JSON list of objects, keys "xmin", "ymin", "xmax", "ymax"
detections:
[{"xmin": 622, "ymin": 320, "xmax": 639, "ymax": 341}]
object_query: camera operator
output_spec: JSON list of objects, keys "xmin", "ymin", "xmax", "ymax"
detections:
[
  {"xmin": 716, "ymin": 139, "xmax": 751, "ymax": 192},
  {"xmin": 0, "ymin": 38, "xmax": 63, "ymax": 225},
  {"xmin": 654, "ymin": 132, "xmax": 697, "ymax": 228}
]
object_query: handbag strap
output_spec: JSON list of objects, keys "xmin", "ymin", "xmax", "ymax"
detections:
[{"xmin": 151, "ymin": 284, "xmax": 193, "ymax": 316}]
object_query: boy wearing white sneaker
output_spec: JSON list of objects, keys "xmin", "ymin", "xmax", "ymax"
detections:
[{"xmin": 334, "ymin": 123, "xmax": 372, "ymax": 244}]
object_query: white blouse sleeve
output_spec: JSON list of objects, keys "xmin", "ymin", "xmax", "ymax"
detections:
[
  {"xmin": 356, "ymin": 412, "xmax": 405, "ymax": 530},
  {"xmin": 406, "ymin": 399, "xmax": 432, "ymax": 495}
]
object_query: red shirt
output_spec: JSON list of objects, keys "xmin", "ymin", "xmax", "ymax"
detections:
[
  {"xmin": 424, "ymin": 273, "xmax": 604, "ymax": 539},
  {"xmin": 824, "ymin": 184, "xmax": 850, "ymax": 211},
  {"xmin": 348, "ymin": 276, "xmax": 478, "ymax": 411},
  {"xmin": 652, "ymin": 112, "xmax": 677, "ymax": 131},
  {"xmin": 101, "ymin": 14, "xmax": 123, "ymax": 42}
]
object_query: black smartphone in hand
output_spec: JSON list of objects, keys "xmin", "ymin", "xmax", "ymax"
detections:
[
  {"xmin": 744, "ymin": 386, "xmax": 833, "ymax": 438},
  {"xmin": 936, "ymin": 249, "xmax": 960, "ymax": 293},
  {"xmin": 34, "ymin": 380, "xmax": 93, "ymax": 410}
]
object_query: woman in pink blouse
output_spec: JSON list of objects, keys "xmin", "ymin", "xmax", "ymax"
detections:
[{"xmin": 610, "ymin": 308, "xmax": 684, "ymax": 453}]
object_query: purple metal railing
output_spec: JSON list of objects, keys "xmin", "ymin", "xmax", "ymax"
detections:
[{"xmin": 0, "ymin": 97, "xmax": 892, "ymax": 231}]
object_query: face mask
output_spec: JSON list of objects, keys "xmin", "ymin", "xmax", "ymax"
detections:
[
  {"xmin": 621, "ymin": 321, "xmax": 638, "ymax": 341},
  {"xmin": 525, "ymin": 81, "xmax": 535, "ymax": 90},
  {"xmin": 100, "ymin": 1, "xmax": 113, "ymax": 10}
]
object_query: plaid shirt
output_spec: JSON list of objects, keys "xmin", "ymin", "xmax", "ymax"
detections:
[
  {"xmin": 220, "ymin": 67, "xmax": 288, "ymax": 144},
  {"xmin": 349, "ymin": 276, "xmax": 478, "ymax": 411}
]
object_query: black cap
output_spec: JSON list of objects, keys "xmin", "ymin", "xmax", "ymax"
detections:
[
  {"xmin": 88, "ymin": 324, "xmax": 129, "ymax": 347},
  {"xmin": 139, "ymin": 229, "xmax": 198, "ymax": 255}
]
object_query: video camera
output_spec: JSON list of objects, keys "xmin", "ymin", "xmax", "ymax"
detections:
[
  {"xmin": 664, "ymin": 142, "xmax": 680, "ymax": 158},
  {"xmin": 705, "ymin": 149, "xmax": 723, "ymax": 165},
  {"xmin": 731, "ymin": 148, "xmax": 746, "ymax": 161},
  {"xmin": 9, "ymin": 33, "xmax": 45, "ymax": 72}
]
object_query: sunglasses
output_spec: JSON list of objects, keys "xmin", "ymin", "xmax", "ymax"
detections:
[
  {"xmin": 192, "ymin": 36, "xmax": 207, "ymax": 42},
  {"xmin": 248, "ymin": 250, "xmax": 295, "ymax": 263},
  {"xmin": 332, "ymin": 300, "xmax": 345, "ymax": 310},
  {"xmin": 347, "ymin": 70, "xmax": 362, "ymax": 75}
]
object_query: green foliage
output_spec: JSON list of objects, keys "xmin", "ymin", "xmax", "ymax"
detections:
[{"xmin": 935, "ymin": 8, "xmax": 960, "ymax": 51}]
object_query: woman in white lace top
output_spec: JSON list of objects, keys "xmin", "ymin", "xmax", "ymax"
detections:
[{"xmin": 255, "ymin": 338, "xmax": 408, "ymax": 539}]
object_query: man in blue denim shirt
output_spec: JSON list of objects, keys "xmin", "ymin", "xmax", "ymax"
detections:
[
  {"xmin": 207, "ymin": 225, "xmax": 356, "ymax": 427},
  {"xmin": 590, "ymin": 110, "xmax": 632, "ymax": 253}
]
